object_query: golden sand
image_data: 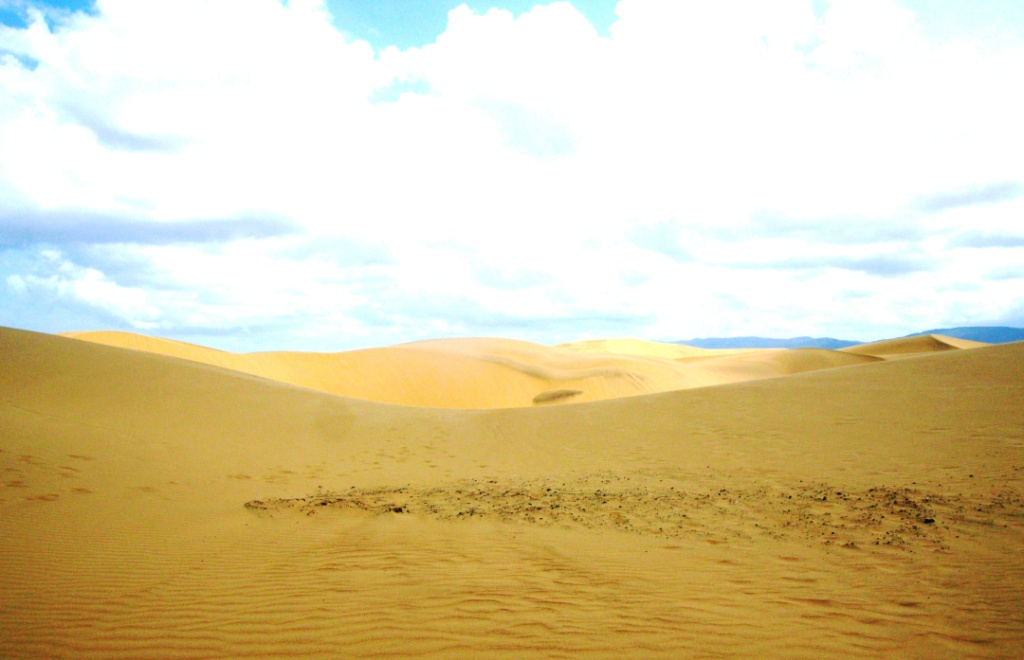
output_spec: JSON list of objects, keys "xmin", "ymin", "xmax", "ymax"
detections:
[
  {"xmin": 61, "ymin": 330, "xmax": 899, "ymax": 407},
  {"xmin": 2, "ymin": 326, "xmax": 1023, "ymax": 657},
  {"xmin": 840, "ymin": 333, "xmax": 989, "ymax": 358}
]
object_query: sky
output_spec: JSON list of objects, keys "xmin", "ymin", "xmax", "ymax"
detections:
[{"xmin": 1, "ymin": 0, "xmax": 1023, "ymax": 352}]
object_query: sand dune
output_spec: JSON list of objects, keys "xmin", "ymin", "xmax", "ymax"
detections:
[
  {"xmin": 2, "ymin": 325, "xmax": 1023, "ymax": 657},
  {"xmin": 63, "ymin": 332, "xmax": 718, "ymax": 407},
  {"xmin": 61, "ymin": 329, "xmax": 239, "ymax": 365},
  {"xmin": 62, "ymin": 331, "xmax": 928, "ymax": 408},
  {"xmin": 556, "ymin": 337, "xmax": 754, "ymax": 359},
  {"xmin": 677, "ymin": 347, "xmax": 884, "ymax": 381},
  {"xmin": 842, "ymin": 333, "xmax": 988, "ymax": 358}
]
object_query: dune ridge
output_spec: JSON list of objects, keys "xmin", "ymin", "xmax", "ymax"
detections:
[
  {"xmin": 2, "ymin": 326, "xmax": 1023, "ymax": 657},
  {"xmin": 61, "ymin": 331, "xmax": 745, "ymax": 407},
  {"xmin": 61, "ymin": 329, "xmax": 984, "ymax": 408}
]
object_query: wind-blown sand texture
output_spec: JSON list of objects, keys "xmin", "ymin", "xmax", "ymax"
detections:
[{"xmin": 2, "ymin": 326, "xmax": 1023, "ymax": 657}]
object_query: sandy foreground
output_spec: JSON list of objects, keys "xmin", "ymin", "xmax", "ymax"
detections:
[{"xmin": 1, "ymin": 327, "xmax": 1022, "ymax": 658}]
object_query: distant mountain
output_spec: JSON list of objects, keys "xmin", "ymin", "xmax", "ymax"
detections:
[
  {"xmin": 678, "ymin": 336, "xmax": 861, "ymax": 349},
  {"xmin": 677, "ymin": 326, "xmax": 1024, "ymax": 349},
  {"xmin": 902, "ymin": 327, "xmax": 1024, "ymax": 344}
]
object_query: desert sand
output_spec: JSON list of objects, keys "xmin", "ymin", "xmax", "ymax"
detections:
[
  {"xmin": 61, "ymin": 330, "xmax": 887, "ymax": 407},
  {"xmin": 2, "ymin": 326, "xmax": 1023, "ymax": 657}
]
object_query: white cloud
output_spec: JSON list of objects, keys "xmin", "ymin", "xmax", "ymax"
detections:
[
  {"xmin": 5, "ymin": 273, "xmax": 27, "ymax": 294},
  {"xmin": 12, "ymin": 250, "xmax": 163, "ymax": 326},
  {"xmin": 0, "ymin": 0, "xmax": 1022, "ymax": 347}
]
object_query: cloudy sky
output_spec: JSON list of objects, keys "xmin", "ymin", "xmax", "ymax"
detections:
[{"xmin": 1, "ymin": 0, "xmax": 1023, "ymax": 351}]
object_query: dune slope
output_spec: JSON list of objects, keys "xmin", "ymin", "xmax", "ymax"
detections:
[
  {"xmin": 677, "ymin": 347, "xmax": 883, "ymax": 381},
  {"xmin": 842, "ymin": 333, "xmax": 988, "ymax": 358},
  {"xmin": 2, "ymin": 327, "xmax": 1023, "ymax": 658},
  {"xmin": 63, "ymin": 331, "xmax": 716, "ymax": 406},
  {"xmin": 64, "ymin": 331, "xmax": 902, "ymax": 407}
]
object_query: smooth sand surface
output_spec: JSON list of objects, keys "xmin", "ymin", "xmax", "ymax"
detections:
[{"xmin": 3, "ymin": 326, "xmax": 1023, "ymax": 657}]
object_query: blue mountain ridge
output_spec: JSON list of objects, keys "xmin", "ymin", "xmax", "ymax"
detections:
[{"xmin": 676, "ymin": 326, "xmax": 1024, "ymax": 349}]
